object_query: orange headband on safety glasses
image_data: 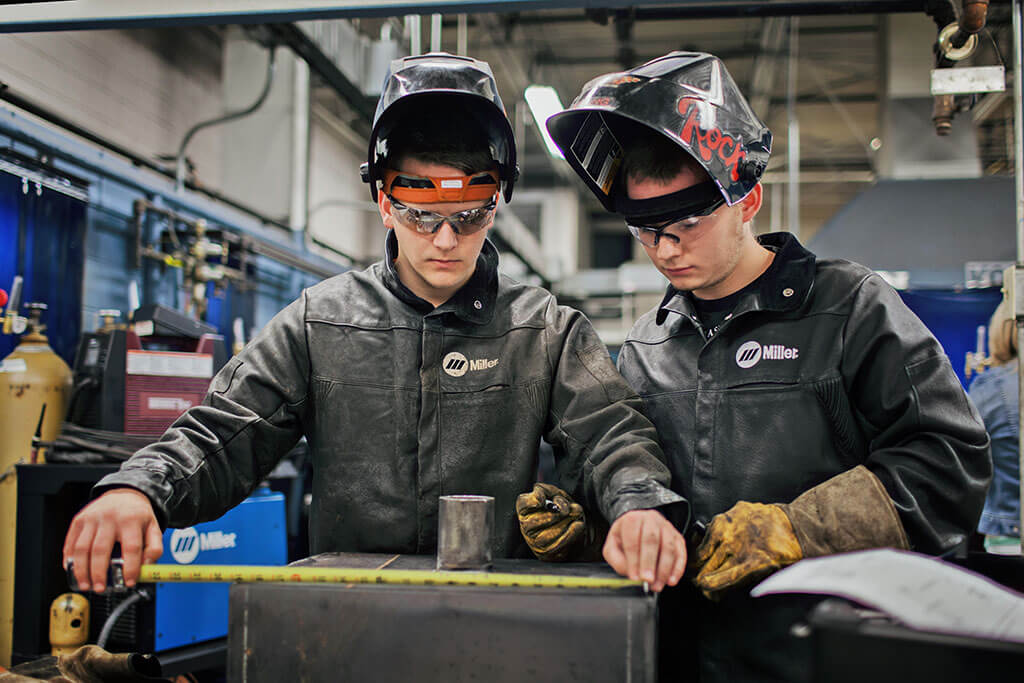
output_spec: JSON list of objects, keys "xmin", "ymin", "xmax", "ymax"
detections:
[{"xmin": 382, "ymin": 169, "xmax": 500, "ymax": 204}]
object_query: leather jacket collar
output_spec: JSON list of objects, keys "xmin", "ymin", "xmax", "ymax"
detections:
[
  {"xmin": 381, "ymin": 228, "xmax": 499, "ymax": 325},
  {"xmin": 656, "ymin": 232, "xmax": 817, "ymax": 326}
]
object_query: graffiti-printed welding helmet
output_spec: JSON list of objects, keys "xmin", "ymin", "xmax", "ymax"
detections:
[
  {"xmin": 547, "ymin": 52, "xmax": 771, "ymax": 214},
  {"xmin": 361, "ymin": 52, "xmax": 518, "ymax": 203}
]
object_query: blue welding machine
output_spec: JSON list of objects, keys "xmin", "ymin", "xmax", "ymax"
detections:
[
  {"xmin": 155, "ymin": 485, "xmax": 287, "ymax": 650},
  {"xmin": 94, "ymin": 485, "xmax": 286, "ymax": 652}
]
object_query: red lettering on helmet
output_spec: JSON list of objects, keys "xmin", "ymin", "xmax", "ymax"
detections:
[{"xmin": 677, "ymin": 100, "xmax": 746, "ymax": 182}]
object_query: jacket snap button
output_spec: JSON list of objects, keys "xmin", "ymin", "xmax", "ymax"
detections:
[
  {"xmin": 782, "ymin": 288, "xmax": 795, "ymax": 297},
  {"xmin": 474, "ymin": 300, "xmax": 483, "ymax": 310}
]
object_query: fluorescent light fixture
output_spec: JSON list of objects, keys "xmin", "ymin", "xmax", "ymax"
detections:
[{"xmin": 524, "ymin": 85, "xmax": 565, "ymax": 159}]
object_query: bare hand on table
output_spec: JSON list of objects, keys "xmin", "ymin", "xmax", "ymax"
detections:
[{"xmin": 602, "ymin": 509, "xmax": 686, "ymax": 592}]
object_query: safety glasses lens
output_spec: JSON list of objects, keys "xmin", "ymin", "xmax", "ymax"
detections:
[
  {"xmin": 390, "ymin": 199, "xmax": 496, "ymax": 235},
  {"xmin": 626, "ymin": 224, "xmax": 662, "ymax": 247}
]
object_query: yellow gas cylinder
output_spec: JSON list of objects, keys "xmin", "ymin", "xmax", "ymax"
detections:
[
  {"xmin": 0, "ymin": 302, "xmax": 72, "ymax": 666},
  {"xmin": 49, "ymin": 593, "xmax": 89, "ymax": 656}
]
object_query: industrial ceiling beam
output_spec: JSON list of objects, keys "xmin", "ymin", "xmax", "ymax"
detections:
[
  {"xmin": 0, "ymin": 0, "xmax": 926, "ymax": 34},
  {"xmin": 748, "ymin": 17, "xmax": 789, "ymax": 117}
]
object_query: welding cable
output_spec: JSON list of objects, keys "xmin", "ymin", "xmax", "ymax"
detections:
[{"xmin": 96, "ymin": 588, "xmax": 151, "ymax": 650}]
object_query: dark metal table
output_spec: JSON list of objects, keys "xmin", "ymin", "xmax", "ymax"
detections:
[{"xmin": 227, "ymin": 552, "xmax": 656, "ymax": 683}]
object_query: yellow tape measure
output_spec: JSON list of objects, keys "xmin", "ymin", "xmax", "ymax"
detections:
[{"xmin": 137, "ymin": 564, "xmax": 644, "ymax": 591}]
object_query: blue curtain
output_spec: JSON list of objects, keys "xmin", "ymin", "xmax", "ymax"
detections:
[
  {"xmin": 0, "ymin": 171, "xmax": 86, "ymax": 365},
  {"xmin": 899, "ymin": 288, "xmax": 1003, "ymax": 389}
]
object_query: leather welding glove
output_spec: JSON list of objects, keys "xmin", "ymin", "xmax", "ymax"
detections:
[
  {"xmin": 58, "ymin": 645, "xmax": 167, "ymax": 683},
  {"xmin": 692, "ymin": 501, "xmax": 802, "ymax": 599},
  {"xmin": 0, "ymin": 645, "xmax": 168, "ymax": 683},
  {"xmin": 516, "ymin": 482, "xmax": 589, "ymax": 561},
  {"xmin": 694, "ymin": 465, "xmax": 909, "ymax": 599}
]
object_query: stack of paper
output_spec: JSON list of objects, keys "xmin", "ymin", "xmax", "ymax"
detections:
[{"xmin": 751, "ymin": 548, "xmax": 1024, "ymax": 643}]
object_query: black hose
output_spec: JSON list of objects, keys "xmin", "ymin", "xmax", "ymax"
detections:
[{"xmin": 97, "ymin": 589, "xmax": 151, "ymax": 650}]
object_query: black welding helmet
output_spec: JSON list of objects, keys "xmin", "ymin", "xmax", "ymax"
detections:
[
  {"xmin": 546, "ymin": 52, "xmax": 771, "ymax": 213},
  {"xmin": 361, "ymin": 52, "xmax": 519, "ymax": 203}
]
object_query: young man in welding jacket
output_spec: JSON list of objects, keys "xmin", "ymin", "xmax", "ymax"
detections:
[
  {"xmin": 64, "ymin": 53, "xmax": 688, "ymax": 595},
  {"xmin": 547, "ymin": 51, "xmax": 991, "ymax": 682}
]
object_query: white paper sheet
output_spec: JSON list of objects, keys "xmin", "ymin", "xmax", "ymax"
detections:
[{"xmin": 750, "ymin": 548, "xmax": 1024, "ymax": 643}]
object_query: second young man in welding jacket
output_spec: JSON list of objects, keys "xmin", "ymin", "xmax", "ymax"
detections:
[
  {"xmin": 548, "ymin": 52, "xmax": 991, "ymax": 682},
  {"xmin": 64, "ymin": 53, "xmax": 688, "ymax": 595}
]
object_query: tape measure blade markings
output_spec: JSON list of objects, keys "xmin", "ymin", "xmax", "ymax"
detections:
[{"xmin": 137, "ymin": 564, "xmax": 642, "ymax": 590}]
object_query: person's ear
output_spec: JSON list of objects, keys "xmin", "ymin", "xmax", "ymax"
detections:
[
  {"xmin": 378, "ymin": 192, "xmax": 394, "ymax": 227},
  {"xmin": 739, "ymin": 183, "xmax": 763, "ymax": 223}
]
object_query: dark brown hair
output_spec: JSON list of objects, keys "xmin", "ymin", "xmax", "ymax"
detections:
[
  {"xmin": 620, "ymin": 125, "xmax": 708, "ymax": 184},
  {"xmin": 384, "ymin": 101, "xmax": 495, "ymax": 174}
]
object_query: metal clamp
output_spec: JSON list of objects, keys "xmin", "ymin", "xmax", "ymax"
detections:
[{"xmin": 938, "ymin": 22, "xmax": 979, "ymax": 61}]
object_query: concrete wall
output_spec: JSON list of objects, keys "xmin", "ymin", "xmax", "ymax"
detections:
[{"xmin": 0, "ymin": 29, "xmax": 227, "ymax": 188}]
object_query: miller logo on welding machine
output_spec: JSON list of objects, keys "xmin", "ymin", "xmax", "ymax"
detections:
[{"xmin": 169, "ymin": 527, "xmax": 237, "ymax": 564}]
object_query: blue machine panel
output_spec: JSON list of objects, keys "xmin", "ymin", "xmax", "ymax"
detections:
[
  {"xmin": 899, "ymin": 288, "xmax": 1003, "ymax": 389},
  {"xmin": 154, "ymin": 486, "xmax": 286, "ymax": 651}
]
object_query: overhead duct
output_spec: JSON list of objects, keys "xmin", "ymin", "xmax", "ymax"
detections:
[
  {"xmin": 809, "ymin": 10, "xmax": 1013, "ymax": 288},
  {"xmin": 809, "ymin": 176, "xmax": 1014, "ymax": 287},
  {"xmin": 876, "ymin": 12, "xmax": 982, "ymax": 179}
]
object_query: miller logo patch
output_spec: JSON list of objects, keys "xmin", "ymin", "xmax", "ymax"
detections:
[
  {"xmin": 735, "ymin": 340, "xmax": 800, "ymax": 369},
  {"xmin": 443, "ymin": 352, "xmax": 469, "ymax": 377},
  {"xmin": 735, "ymin": 341, "xmax": 762, "ymax": 369},
  {"xmin": 443, "ymin": 351, "xmax": 499, "ymax": 377}
]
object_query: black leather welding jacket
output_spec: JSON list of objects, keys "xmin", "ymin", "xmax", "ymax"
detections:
[
  {"xmin": 618, "ymin": 232, "xmax": 990, "ymax": 554},
  {"xmin": 96, "ymin": 231, "xmax": 683, "ymax": 557},
  {"xmin": 618, "ymin": 232, "xmax": 991, "ymax": 683}
]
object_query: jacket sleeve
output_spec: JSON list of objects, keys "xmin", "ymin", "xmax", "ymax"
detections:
[
  {"xmin": 542, "ymin": 300, "xmax": 687, "ymax": 525},
  {"xmin": 93, "ymin": 295, "xmax": 311, "ymax": 528},
  {"xmin": 841, "ymin": 273, "xmax": 992, "ymax": 554}
]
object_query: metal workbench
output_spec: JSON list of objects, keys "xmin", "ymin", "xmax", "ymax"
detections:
[{"xmin": 227, "ymin": 552, "xmax": 656, "ymax": 683}]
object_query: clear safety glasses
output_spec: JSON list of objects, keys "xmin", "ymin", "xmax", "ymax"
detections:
[
  {"xmin": 626, "ymin": 203, "xmax": 724, "ymax": 248},
  {"xmin": 387, "ymin": 195, "xmax": 498, "ymax": 236}
]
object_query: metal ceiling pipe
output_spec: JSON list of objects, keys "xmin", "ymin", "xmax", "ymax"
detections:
[
  {"xmin": 1013, "ymin": 0, "xmax": 1023, "ymax": 558},
  {"xmin": 787, "ymin": 17, "xmax": 800, "ymax": 239},
  {"xmin": 175, "ymin": 47, "xmax": 277, "ymax": 193},
  {"xmin": 431, "ymin": 14, "xmax": 442, "ymax": 52},
  {"xmin": 923, "ymin": 0, "xmax": 986, "ymax": 135},
  {"xmin": 457, "ymin": 14, "xmax": 468, "ymax": 55},
  {"xmin": 406, "ymin": 15, "xmax": 421, "ymax": 55},
  {"xmin": 949, "ymin": 0, "xmax": 990, "ymax": 49}
]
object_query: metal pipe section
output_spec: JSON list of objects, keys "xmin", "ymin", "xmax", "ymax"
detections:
[
  {"xmin": 436, "ymin": 495, "xmax": 494, "ymax": 570},
  {"xmin": 406, "ymin": 15, "xmax": 421, "ymax": 55},
  {"xmin": 787, "ymin": 17, "xmax": 800, "ymax": 240},
  {"xmin": 457, "ymin": 14, "xmax": 468, "ymax": 56},
  {"xmin": 431, "ymin": 14, "xmax": 442, "ymax": 52},
  {"xmin": 932, "ymin": 94, "xmax": 956, "ymax": 136},
  {"xmin": 950, "ymin": 0, "xmax": 990, "ymax": 49},
  {"xmin": 176, "ymin": 47, "xmax": 277, "ymax": 193},
  {"xmin": 1013, "ymin": 0, "xmax": 1024, "ymax": 554},
  {"xmin": 290, "ymin": 58, "xmax": 310, "ymax": 232}
]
